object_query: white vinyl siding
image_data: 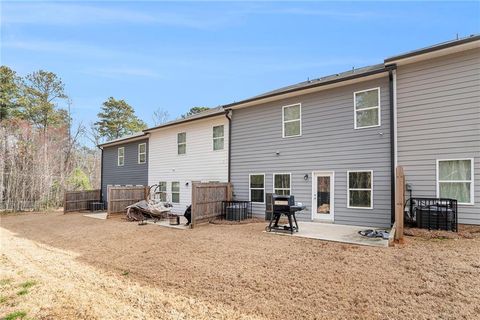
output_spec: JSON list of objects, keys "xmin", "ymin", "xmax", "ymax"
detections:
[
  {"xmin": 249, "ymin": 174, "xmax": 265, "ymax": 203},
  {"xmin": 213, "ymin": 125, "xmax": 224, "ymax": 151},
  {"xmin": 354, "ymin": 88, "xmax": 381, "ymax": 129},
  {"xmin": 273, "ymin": 173, "xmax": 291, "ymax": 195},
  {"xmin": 148, "ymin": 115, "xmax": 229, "ymax": 214},
  {"xmin": 347, "ymin": 170, "xmax": 373, "ymax": 209},
  {"xmin": 177, "ymin": 132, "xmax": 186, "ymax": 155},
  {"xmin": 138, "ymin": 143, "xmax": 146, "ymax": 164},
  {"xmin": 171, "ymin": 182, "xmax": 180, "ymax": 203},
  {"xmin": 436, "ymin": 159, "xmax": 474, "ymax": 205},
  {"xmin": 282, "ymin": 103, "xmax": 302, "ymax": 137},
  {"xmin": 158, "ymin": 181, "xmax": 167, "ymax": 202},
  {"xmin": 117, "ymin": 147, "xmax": 125, "ymax": 166}
]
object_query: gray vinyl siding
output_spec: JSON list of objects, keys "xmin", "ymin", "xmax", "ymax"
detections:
[
  {"xmin": 101, "ymin": 139, "xmax": 149, "ymax": 201},
  {"xmin": 397, "ymin": 48, "xmax": 480, "ymax": 225},
  {"xmin": 230, "ymin": 77, "xmax": 392, "ymax": 227}
]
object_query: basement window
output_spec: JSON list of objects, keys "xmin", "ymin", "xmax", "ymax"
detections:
[
  {"xmin": 177, "ymin": 132, "xmax": 186, "ymax": 155},
  {"xmin": 348, "ymin": 171, "xmax": 373, "ymax": 209},
  {"xmin": 437, "ymin": 159, "xmax": 474, "ymax": 205},
  {"xmin": 172, "ymin": 182, "xmax": 180, "ymax": 203},
  {"xmin": 117, "ymin": 147, "xmax": 125, "ymax": 166},
  {"xmin": 354, "ymin": 88, "xmax": 381, "ymax": 129}
]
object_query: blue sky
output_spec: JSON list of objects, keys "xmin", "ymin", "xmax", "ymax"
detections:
[{"xmin": 2, "ymin": 1, "xmax": 479, "ymax": 142}]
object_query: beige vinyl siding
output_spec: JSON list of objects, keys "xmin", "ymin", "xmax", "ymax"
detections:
[
  {"xmin": 397, "ymin": 47, "xmax": 480, "ymax": 224},
  {"xmin": 230, "ymin": 77, "xmax": 392, "ymax": 227}
]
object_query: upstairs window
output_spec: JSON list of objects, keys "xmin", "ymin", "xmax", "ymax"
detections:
[
  {"xmin": 177, "ymin": 132, "xmax": 186, "ymax": 155},
  {"xmin": 437, "ymin": 159, "xmax": 474, "ymax": 205},
  {"xmin": 213, "ymin": 125, "xmax": 224, "ymax": 151},
  {"xmin": 348, "ymin": 171, "xmax": 373, "ymax": 209},
  {"xmin": 117, "ymin": 147, "xmax": 125, "ymax": 166},
  {"xmin": 282, "ymin": 103, "xmax": 302, "ymax": 137},
  {"xmin": 273, "ymin": 173, "xmax": 291, "ymax": 195},
  {"xmin": 354, "ymin": 88, "xmax": 380, "ymax": 129},
  {"xmin": 138, "ymin": 143, "xmax": 146, "ymax": 164},
  {"xmin": 157, "ymin": 182, "xmax": 167, "ymax": 202},
  {"xmin": 249, "ymin": 174, "xmax": 265, "ymax": 203},
  {"xmin": 171, "ymin": 182, "xmax": 180, "ymax": 203}
]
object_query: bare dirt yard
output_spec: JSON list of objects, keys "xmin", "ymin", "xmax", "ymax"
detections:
[{"xmin": 1, "ymin": 212, "xmax": 479, "ymax": 320}]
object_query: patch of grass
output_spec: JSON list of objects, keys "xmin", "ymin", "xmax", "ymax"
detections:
[
  {"xmin": 0, "ymin": 295, "xmax": 8, "ymax": 304},
  {"xmin": 16, "ymin": 289, "xmax": 28, "ymax": 296},
  {"xmin": 3, "ymin": 310, "xmax": 27, "ymax": 320},
  {"xmin": 19, "ymin": 281, "xmax": 36, "ymax": 289},
  {"xmin": 121, "ymin": 270, "xmax": 130, "ymax": 276},
  {"xmin": 0, "ymin": 278, "xmax": 12, "ymax": 286}
]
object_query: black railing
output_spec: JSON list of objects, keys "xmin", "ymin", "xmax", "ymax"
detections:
[
  {"xmin": 407, "ymin": 198, "xmax": 458, "ymax": 232},
  {"xmin": 221, "ymin": 201, "xmax": 252, "ymax": 222}
]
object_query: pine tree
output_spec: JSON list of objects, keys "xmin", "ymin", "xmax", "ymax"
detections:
[
  {"xmin": 0, "ymin": 66, "xmax": 22, "ymax": 121},
  {"xmin": 94, "ymin": 97, "xmax": 147, "ymax": 140}
]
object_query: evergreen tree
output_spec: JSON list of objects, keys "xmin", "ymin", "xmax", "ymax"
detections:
[
  {"xmin": 94, "ymin": 97, "xmax": 147, "ymax": 140},
  {"xmin": 181, "ymin": 106, "xmax": 210, "ymax": 119},
  {"xmin": 0, "ymin": 66, "xmax": 22, "ymax": 121}
]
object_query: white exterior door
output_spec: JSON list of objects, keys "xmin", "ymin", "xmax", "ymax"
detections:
[{"xmin": 312, "ymin": 172, "xmax": 334, "ymax": 221}]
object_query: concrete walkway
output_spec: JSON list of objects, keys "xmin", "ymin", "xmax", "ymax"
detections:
[{"xmin": 266, "ymin": 221, "xmax": 390, "ymax": 247}]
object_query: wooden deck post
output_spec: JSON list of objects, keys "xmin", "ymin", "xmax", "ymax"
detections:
[{"xmin": 395, "ymin": 166, "xmax": 405, "ymax": 242}]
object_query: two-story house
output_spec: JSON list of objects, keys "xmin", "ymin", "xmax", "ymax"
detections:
[
  {"xmin": 145, "ymin": 107, "xmax": 229, "ymax": 214},
  {"xmin": 98, "ymin": 132, "xmax": 149, "ymax": 202}
]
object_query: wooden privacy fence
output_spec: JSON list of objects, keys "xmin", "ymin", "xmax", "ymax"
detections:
[
  {"xmin": 395, "ymin": 166, "xmax": 405, "ymax": 242},
  {"xmin": 191, "ymin": 182, "xmax": 232, "ymax": 228},
  {"xmin": 107, "ymin": 185, "xmax": 148, "ymax": 216},
  {"xmin": 64, "ymin": 189, "xmax": 101, "ymax": 213}
]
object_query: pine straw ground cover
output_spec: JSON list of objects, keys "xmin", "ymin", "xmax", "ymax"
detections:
[{"xmin": 1, "ymin": 212, "xmax": 479, "ymax": 320}]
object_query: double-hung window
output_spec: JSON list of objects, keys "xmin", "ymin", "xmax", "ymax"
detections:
[
  {"xmin": 354, "ymin": 88, "xmax": 380, "ymax": 129},
  {"xmin": 213, "ymin": 125, "xmax": 224, "ymax": 151},
  {"xmin": 273, "ymin": 173, "xmax": 291, "ymax": 195},
  {"xmin": 437, "ymin": 159, "xmax": 474, "ymax": 205},
  {"xmin": 348, "ymin": 171, "xmax": 373, "ymax": 209},
  {"xmin": 249, "ymin": 174, "xmax": 265, "ymax": 203},
  {"xmin": 177, "ymin": 132, "xmax": 186, "ymax": 155},
  {"xmin": 171, "ymin": 182, "xmax": 180, "ymax": 203},
  {"xmin": 157, "ymin": 182, "xmax": 167, "ymax": 202},
  {"xmin": 138, "ymin": 143, "xmax": 146, "ymax": 164},
  {"xmin": 117, "ymin": 147, "xmax": 125, "ymax": 166},
  {"xmin": 282, "ymin": 103, "xmax": 301, "ymax": 137}
]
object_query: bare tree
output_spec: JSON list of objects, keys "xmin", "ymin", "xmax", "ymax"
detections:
[{"xmin": 152, "ymin": 108, "xmax": 170, "ymax": 126}]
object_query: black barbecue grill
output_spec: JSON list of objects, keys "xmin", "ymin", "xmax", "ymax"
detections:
[{"xmin": 265, "ymin": 195, "xmax": 306, "ymax": 234}]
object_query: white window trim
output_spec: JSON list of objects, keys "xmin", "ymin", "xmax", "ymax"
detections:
[
  {"xmin": 171, "ymin": 181, "xmax": 180, "ymax": 203},
  {"xmin": 282, "ymin": 103, "xmax": 302, "ymax": 138},
  {"xmin": 177, "ymin": 132, "xmax": 186, "ymax": 155},
  {"xmin": 158, "ymin": 181, "xmax": 167, "ymax": 202},
  {"xmin": 249, "ymin": 173, "xmax": 265, "ymax": 204},
  {"xmin": 436, "ymin": 158, "xmax": 474, "ymax": 205},
  {"xmin": 272, "ymin": 173, "xmax": 292, "ymax": 195},
  {"xmin": 138, "ymin": 143, "xmax": 146, "ymax": 164},
  {"xmin": 212, "ymin": 125, "xmax": 225, "ymax": 151},
  {"xmin": 117, "ymin": 147, "xmax": 125, "ymax": 166},
  {"xmin": 347, "ymin": 170, "xmax": 374, "ymax": 209},
  {"xmin": 353, "ymin": 87, "xmax": 381, "ymax": 129}
]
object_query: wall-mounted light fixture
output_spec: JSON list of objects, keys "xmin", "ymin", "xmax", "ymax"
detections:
[
  {"xmin": 185, "ymin": 182, "xmax": 189, "ymax": 187},
  {"xmin": 275, "ymin": 150, "xmax": 280, "ymax": 156},
  {"xmin": 304, "ymin": 174, "xmax": 309, "ymax": 181}
]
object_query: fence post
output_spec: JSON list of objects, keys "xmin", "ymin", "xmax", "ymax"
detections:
[
  {"xmin": 191, "ymin": 183, "xmax": 197, "ymax": 229},
  {"xmin": 395, "ymin": 166, "xmax": 405, "ymax": 242}
]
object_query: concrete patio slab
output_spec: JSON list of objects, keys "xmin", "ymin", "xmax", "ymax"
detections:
[
  {"xmin": 145, "ymin": 216, "xmax": 190, "ymax": 230},
  {"xmin": 265, "ymin": 221, "xmax": 390, "ymax": 247},
  {"xmin": 83, "ymin": 212, "xmax": 108, "ymax": 220}
]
